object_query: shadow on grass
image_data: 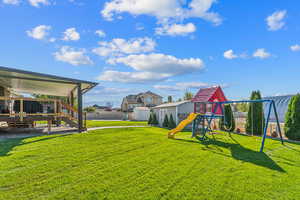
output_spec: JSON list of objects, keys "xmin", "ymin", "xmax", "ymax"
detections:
[
  {"xmin": 0, "ymin": 134, "xmax": 70, "ymax": 157},
  {"xmin": 175, "ymin": 134, "xmax": 285, "ymax": 173}
]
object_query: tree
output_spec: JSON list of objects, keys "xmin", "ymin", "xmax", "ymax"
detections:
[
  {"xmin": 168, "ymin": 114, "xmax": 176, "ymax": 129},
  {"xmin": 219, "ymin": 104, "xmax": 235, "ymax": 132},
  {"xmin": 84, "ymin": 106, "xmax": 96, "ymax": 113},
  {"xmin": 284, "ymin": 94, "xmax": 300, "ymax": 140},
  {"xmin": 148, "ymin": 113, "xmax": 153, "ymax": 125},
  {"xmin": 177, "ymin": 98, "xmax": 182, "ymax": 102},
  {"xmin": 184, "ymin": 91, "xmax": 193, "ymax": 100},
  {"xmin": 152, "ymin": 113, "xmax": 159, "ymax": 125},
  {"xmin": 162, "ymin": 114, "xmax": 169, "ymax": 128},
  {"xmin": 236, "ymin": 102, "xmax": 248, "ymax": 112},
  {"xmin": 168, "ymin": 96, "xmax": 173, "ymax": 103},
  {"xmin": 245, "ymin": 91, "xmax": 265, "ymax": 136}
]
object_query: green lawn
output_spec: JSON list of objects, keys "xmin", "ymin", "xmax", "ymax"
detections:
[
  {"xmin": 36, "ymin": 120, "xmax": 148, "ymax": 128},
  {"xmin": 0, "ymin": 127, "xmax": 300, "ymax": 200},
  {"xmin": 86, "ymin": 120, "xmax": 148, "ymax": 128}
]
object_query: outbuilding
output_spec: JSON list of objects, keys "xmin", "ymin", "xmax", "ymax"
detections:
[
  {"xmin": 152, "ymin": 101, "xmax": 194, "ymax": 127},
  {"xmin": 133, "ymin": 107, "xmax": 150, "ymax": 121}
]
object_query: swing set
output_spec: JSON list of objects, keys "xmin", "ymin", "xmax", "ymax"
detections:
[{"xmin": 191, "ymin": 99, "xmax": 284, "ymax": 152}]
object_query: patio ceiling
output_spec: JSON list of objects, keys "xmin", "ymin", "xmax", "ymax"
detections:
[{"xmin": 0, "ymin": 66, "xmax": 98, "ymax": 97}]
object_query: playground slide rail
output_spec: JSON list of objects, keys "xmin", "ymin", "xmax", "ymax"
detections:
[{"xmin": 168, "ymin": 113, "xmax": 199, "ymax": 138}]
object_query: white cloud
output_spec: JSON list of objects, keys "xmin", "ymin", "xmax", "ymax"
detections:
[
  {"xmin": 98, "ymin": 71, "xmax": 169, "ymax": 83},
  {"xmin": 223, "ymin": 49, "xmax": 238, "ymax": 59},
  {"xmin": 154, "ymin": 82, "xmax": 228, "ymax": 91},
  {"xmin": 266, "ymin": 10, "xmax": 287, "ymax": 31},
  {"xmin": 26, "ymin": 25, "xmax": 53, "ymax": 41},
  {"xmin": 101, "ymin": 0, "xmax": 222, "ymax": 25},
  {"xmin": 54, "ymin": 46, "xmax": 93, "ymax": 66},
  {"xmin": 108, "ymin": 53, "xmax": 204, "ymax": 75},
  {"xmin": 253, "ymin": 48, "xmax": 271, "ymax": 59},
  {"xmin": 28, "ymin": 0, "xmax": 50, "ymax": 7},
  {"xmin": 99, "ymin": 53, "xmax": 204, "ymax": 83},
  {"xmin": 92, "ymin": 37, "xmax": 156, "ymax": 57},
  {"xmin": 154, "ymin": 82, "xmax": 210, "ymax": 91},
  {"xmin": 155, "ymin": 23, "xmax": 196, "ymax": 36},
  {"xmin": 95, "ymin": 30, "xmax": 106, "ymax": 38},
  {"xmin": 62, "ymin": 28, "xmax": 80, "ymax": 41},
  {"xmin": 3, "ymin": 0, "xmax": 20, "ymax": 5},
  {"xmin": 290, "ymin": 44, "xmax": 300, "ymax": 52}
]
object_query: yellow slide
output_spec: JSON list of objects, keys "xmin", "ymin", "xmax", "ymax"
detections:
[{"xmin": 168, "ymin": 113, "xmax": 199, "ymax": 138}]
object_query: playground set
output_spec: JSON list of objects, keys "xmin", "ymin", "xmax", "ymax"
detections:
[{"xmin": 168, "ymin": 86, "xmax": 284, "ymax": 152}]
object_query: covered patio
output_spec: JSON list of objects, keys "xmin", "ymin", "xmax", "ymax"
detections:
[{"xmin": 0, "ymin": 66, "xmax": 97, "ymax": 133}]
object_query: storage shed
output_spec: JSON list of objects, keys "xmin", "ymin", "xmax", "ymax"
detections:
[
  {"xmin": 133, "ymin": 107, "xmax": 150, "ymax": 121},
  {"xmin": 152, "ymin": 101, "xmax": 193, "ymax": 127}
]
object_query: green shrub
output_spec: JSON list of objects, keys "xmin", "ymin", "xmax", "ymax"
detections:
[
  {"xmin": 219, "ymin": 104, "xmax": 235, "ymax": 132},
  {"xmin": 83, "ymin": 106, "xmax": 96, "ymax": 113},
  {"xmin": 285, "ymin": 94, "xmax": 300, "ymax": 140},
  {"xmin": 168, "ymin": 114, "xmax": 176, "ymax": 129},
  {"xmin": 148, "ymin": 113, "xmax": 153, "ymax": 125},
  {"xmin": 162, "ymin": 114, "xmax": 169, "ymax": 128},
  {"xmin": 245, "ymin": 91, "xmax": 265, "ymax": 135},
  {"xmin": 152, "ymin": 113, "xmax": 159, "ymax": 125}
]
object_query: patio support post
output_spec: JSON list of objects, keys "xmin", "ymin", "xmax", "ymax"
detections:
[
  {"xmin": 77, "ymin": 83, "xmax": 83, "ymax": 133},
  {"xmin": 70, "ymin": 91, "xmax": 74, "ymax": 117}
]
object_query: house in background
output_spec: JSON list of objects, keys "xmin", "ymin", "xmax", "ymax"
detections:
[{"xmin": 121, "ymin": 91, "xmax": 163, "ymax": 112}]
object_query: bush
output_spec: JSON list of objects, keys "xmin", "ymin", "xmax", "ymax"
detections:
[
  {"xmin": 219, "ymin": 104, "xmax": 235, "ymax": 132},
  {"xmin": 168, "ymin": 114, "xmax": 176, "ymax": 129},
  {"xmin": 162, "ymin": 114, "xmax": 169, "ymax": 128},
  {"xmin": 148, "ymin": 113, "xmax": 153, "ymax": 125},
  {"xmin": 284, "ymin": 94, "xmax": 300, "ymax": 140},
  {"xmin": 152, "ymin": 113, "xmax": 159, "ymax": 126},
  {"xmin": 83, "ymin": 106, "xmax": 96, "ymax": 113},
  {"xmin": 245, "ymin": 91, "xmax": 265, "ymax": 136}
]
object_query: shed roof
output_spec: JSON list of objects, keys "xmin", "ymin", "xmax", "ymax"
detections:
[
  {"xmin": 153, "ymin": 100, "xmax": 191, "ymax": 109},
  {"xmin": 0, "ymin": 66, "xmax": 98, "ymax": 96}
]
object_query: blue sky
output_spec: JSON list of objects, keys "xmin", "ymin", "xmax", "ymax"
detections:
[{"xmin": 0, "ymin": 0, "xmax": 300, "ymax": 107}]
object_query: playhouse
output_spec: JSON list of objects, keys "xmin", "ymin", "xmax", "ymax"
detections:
[{"xmin": 192, "ymin": 86, "xmax": 227, "ymax": 115}]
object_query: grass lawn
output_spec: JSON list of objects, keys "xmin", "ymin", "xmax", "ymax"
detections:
[
  {"xmin": 36, "ymin": 120, "xmax": 148, "ymax": 128},
  {"xmin": 86, "ymin": 120, "xmax": 148, "ymax": 128},
  {"xmin": 0, "ymin": 127, "xmax": 300, "ymax": 200}
]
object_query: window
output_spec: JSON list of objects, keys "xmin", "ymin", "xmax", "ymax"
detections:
[{"xmin": 146, "ymin": 97, "xmax": 152, "ymax": 103}]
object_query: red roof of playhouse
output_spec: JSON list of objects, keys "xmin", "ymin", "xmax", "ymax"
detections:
[{"xmin": 192, "ymin": 86, "xmax": 227, "ymax": 102}]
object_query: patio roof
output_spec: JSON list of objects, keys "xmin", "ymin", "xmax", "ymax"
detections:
[{"xmin": 0, "ymin": 66, "xmax": 98, "ymax": 97}]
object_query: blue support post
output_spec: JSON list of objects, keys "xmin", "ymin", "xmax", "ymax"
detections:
[
  {"xmin": 260, "ymin": 101, "xmax": 272, "ymax": 152},
  {"xmin": 272, "ymin": 100, "xmax": 284, "ymax": 144},
  {"xmin": 192, "ymin": 117, "xmax": 196, "ymax": 138}
]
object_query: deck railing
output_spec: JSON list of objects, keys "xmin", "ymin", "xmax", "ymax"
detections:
[{"xmin": 0, "ymin": 97, "xmax": 86, "ymax": 128}]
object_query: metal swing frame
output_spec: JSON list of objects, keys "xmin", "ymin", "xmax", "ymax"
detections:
[{"xmin": 192, "ymin": 99, "xmax": 284, "ymax": 152}]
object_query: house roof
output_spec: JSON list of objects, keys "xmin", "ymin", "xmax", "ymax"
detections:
[
  {"xmin": 0, "ymin": 66, "xmax": 98, "ymax": 96},
  {"xmin": 153, "ymin": 100, "xmax": 191, "ymax": 109},
  {"xmin": 124, "ymin": 95, "xmax": 143, "ymax": 104},
  {"xmin": 124, "ymin": 91, "xmax": 162, "ymax": 104},
  {"xmin": 192, "ymin": 86, "xmax": 227, "ymax": 102},
  {"xmin": 138, "ymin": 91, "xmax": 162, "ymax": 98}
]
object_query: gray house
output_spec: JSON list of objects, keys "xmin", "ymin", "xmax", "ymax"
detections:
[{"xmin": 152, "ymin": 101, "xmax": 193, "ymax": 127}]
